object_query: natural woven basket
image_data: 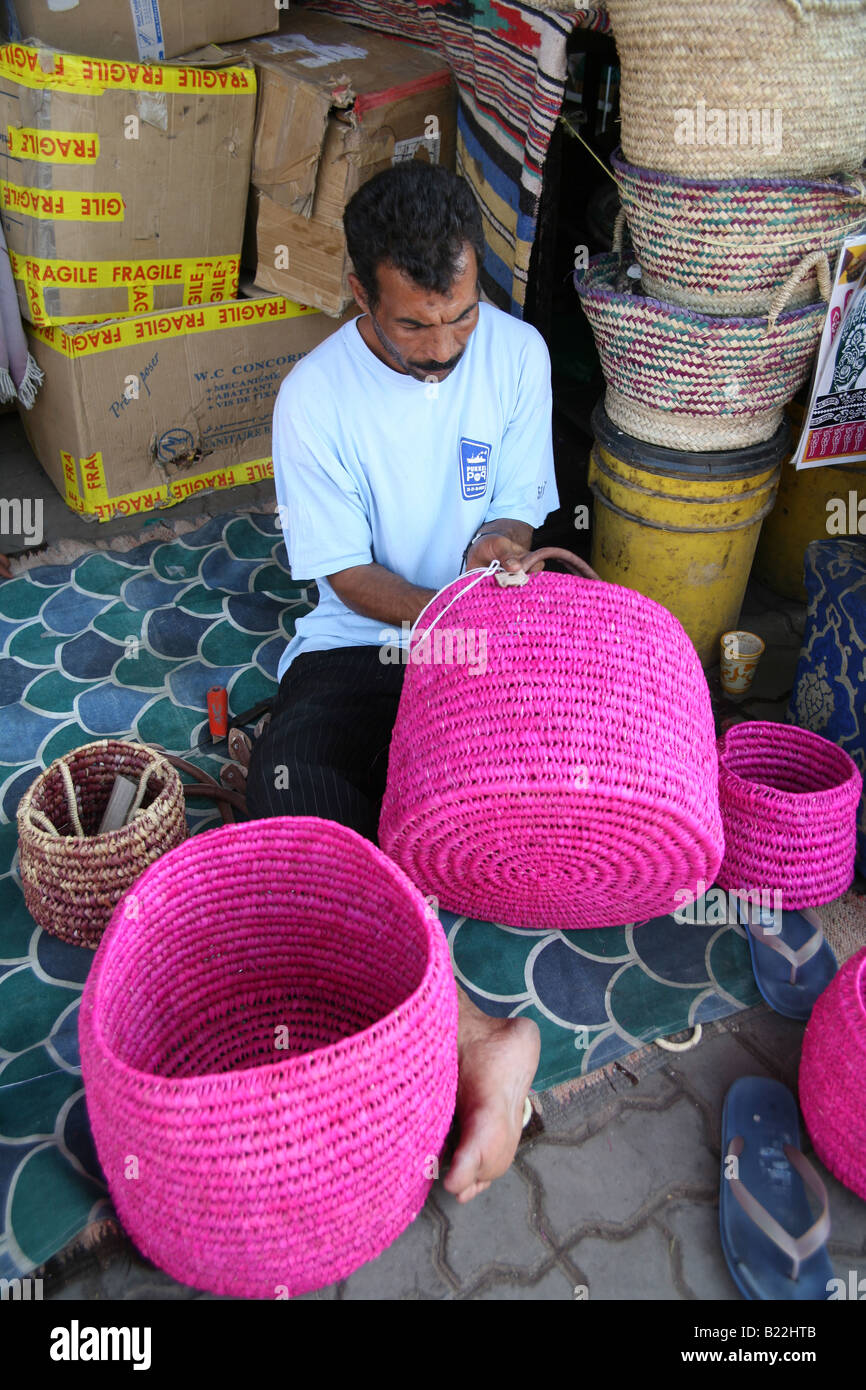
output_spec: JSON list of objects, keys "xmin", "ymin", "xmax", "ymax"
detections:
[
  {"xmin": 16, "ymin": 739, "xmax": 187, "ymax": 948},
  {"xmin": 611, "ymin": 149, "xmax": 866, "ymax": 315},
  {"xmin": 605, "ymin": 0, "xmax": 866, "ymax": 179},
  {"xmin": 379, "ymin": 550, "xmax": 724, "ymax": 931},
  {"xmin": 79, "ymin": 817, "xmax": 458, "ymax": 1298},
  {"xmin": 799, "ymin": 945, "xmax": 866, "ymax": 1202},
  {"xmin": 716, "ymin": 722, "xmax": 863, "ymax": 908},
  {"xmin": 574, "ymin": 253, "xmax": 828, "ymax": 451}
]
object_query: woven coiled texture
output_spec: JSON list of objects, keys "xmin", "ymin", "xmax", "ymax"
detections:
[
  {"xmin": 799, "ymin": 946, "xmax": 866, "ymax": 1201},
  {"xmin": 605, "ymin": 0, "xmax": 866, "ymax": 178},
  {"xmin": 574, "ymin": 254, "xmax": 826, "ymax": 451},
  {"xmin": 612, "ymin": 149, "xmax": 864, "ymax": 315},
  {"xmin": 78, "ymin": 817, "xmax": 458, "ymax": 1298},
  {"xmin": 716, "ymin": 722, "xmax": 862, "ymax": 908},
  {"xmin": 16, "ymin": 739, "xmax": 186, "ymax": 948},
  {"xmin": 378, "ymin": 571, "xmax": 723, "ymax": 930}
]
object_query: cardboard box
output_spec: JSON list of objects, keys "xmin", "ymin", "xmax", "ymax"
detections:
[
  {"xmin": 21, "ymin": 295, "xmax": 358, "ymax": 521},
  {"xmin": 0, "ymin": 43, "xmax": 257, "ymax": 325},
  {"xmin": 4, "ymin": 0, "xmax": 278, "ymax": 63},
  {"xmin": 225, "ymin": 12, "xmax": 456, "ymax": 315}
]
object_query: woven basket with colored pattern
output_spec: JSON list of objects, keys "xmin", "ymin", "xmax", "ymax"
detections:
[
  {"xmin": 605, "ymin": 0, "xmax": 866, "ymax": 179},
  {"xmin": 79, "ymin": 816, "xmax": 459, "ymax": 1298},
  {"xmin": 612, "ymin": 149, "xmax": 866, "ymax": 315},
  {"xmin": 716, "ymin": 722, "xmax": 862, "ymax": 908},
  {"xmin": 16, "ymin": 739, "xmax": 187, "ymax": 948},
  {"xmin": 574, "ymin": 253, "xmax": 828, "ymax": 451},
  {"xmin": 799, "ymin": 945, "xmax": 866, "ymax": 1201},
  {"xmin": 379, "ymin": 555, "xmax": 724, "ymax": 931}
]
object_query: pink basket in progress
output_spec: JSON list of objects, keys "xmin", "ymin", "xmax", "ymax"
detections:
[
  {"xmin": 78, "ymin": 817, "xmax": 458, "ymax": 1299},
  {"xmin": 717, "ymin": 721, "xmax": 862, "ymax": 908},
  {"xmin": 799, "ymin": 946, "xmax": 866, "ymax": 1202},
  {"xmin": 379, "ymin": 550, "xmax": 724, "ymax": 931}
]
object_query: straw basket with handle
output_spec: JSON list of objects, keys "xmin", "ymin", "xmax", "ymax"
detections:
[
  {"xmin": 611, "ymin": 150, "xmax": 866, "ymax": 316},
  {"xmin": 574, "ymin": 251, "xmax": 830, "ymax": 451},
  {"xmin": 605, "ymin": 0, "xmax": 866, "ymax": 179},
  {"xmin": 378, "ymin": 548, "xmax": 724, "ymax": 931},
  {"xmin": 16, "ymin": 739, "xmax": 187, "ymax": 948}
]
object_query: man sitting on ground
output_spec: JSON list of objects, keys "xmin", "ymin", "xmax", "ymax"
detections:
[{"xmin": 247, "ymin": 162, "xmax": 559, "ymax": 1203}]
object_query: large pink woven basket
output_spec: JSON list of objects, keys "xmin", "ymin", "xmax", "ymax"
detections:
[
  {"xmin": 799, "ymin": 946, "xmax": 866, "ymax": 1202},
  {"xmin": 379, "ymin": 560, "xmax": 724, "ymax": 930},
  {"xmin": 717, "ymin": 721, "xmax": 862, "ymax": 908},
  {"xmin": 78, "ymin": 817, "xmax": 458, "ymax": 1298}
]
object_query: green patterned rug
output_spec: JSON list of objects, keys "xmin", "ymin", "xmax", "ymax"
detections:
[{"xmin": 0, "ymin": 511, "xmax": 761, "ymax": 1279}]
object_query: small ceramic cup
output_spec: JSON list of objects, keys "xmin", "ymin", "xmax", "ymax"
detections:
[{"xmin": 719, "ymin": 630, "xmax": 766, "ymax": 695}]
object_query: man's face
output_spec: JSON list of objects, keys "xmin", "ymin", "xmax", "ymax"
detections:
[{"xmin": 348, "ymin": 246, "xmax": 480, "ymax": 383}]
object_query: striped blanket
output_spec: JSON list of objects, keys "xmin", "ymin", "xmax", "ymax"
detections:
[{"xmin": 309, "ymin": 0, "xmax": 609, "ymax": 316}]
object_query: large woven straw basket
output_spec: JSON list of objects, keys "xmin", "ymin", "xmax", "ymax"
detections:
[
  {"xmin": 605, "ymin": 0, "xmax": 866, "ymax": 179},
  {"xmin": 16, "ymin": 739, "xmax": 186, "ymax": 948},
  {"xmin": 574, "ymin": 253, "xmax": 828, "ymax": 451},
  {"xmin": 799, "ymin": 946, "xmax": 866, "ymax": 1202},
  {"xmin": 611, "ymin": 149, "xmax": 866, "ymax": 316},
  {"xmin": 79, "ymin": 817, "xmax": 459, "ymax": 1298},
  {"xmin": 716, "ymin": 722, "xmax": 862, "ymax": 908},
  {"xmin": 379, "ymin": 550, "xmax": 724, "ymax": 931}
]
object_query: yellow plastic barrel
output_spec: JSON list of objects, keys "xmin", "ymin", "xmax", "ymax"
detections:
[
  {"xmin": 588, "ymin": 402, "xmax": 787, "ymax": 667},
  {"xmin": 753, "ymin": 403, "xmax": 866, "ymax": 601}
]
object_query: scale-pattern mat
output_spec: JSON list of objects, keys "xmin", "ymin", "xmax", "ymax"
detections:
[{"xmin": 0, "ymin": 511, "xmax": 760, "ymax": 1279}]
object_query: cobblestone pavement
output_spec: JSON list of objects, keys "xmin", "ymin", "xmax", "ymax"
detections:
[{"xmin": 42, "ymin": 1003, "xmax": 866, "ymax": 1303}]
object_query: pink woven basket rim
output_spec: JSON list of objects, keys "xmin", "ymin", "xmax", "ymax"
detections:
[
  {"xmin": 82, "ymin": 816, "xmax": 446, "ymax": 1095},
  {"xmin": 718, "ymin": 722, "xmax": 862, "ymax": 802}
]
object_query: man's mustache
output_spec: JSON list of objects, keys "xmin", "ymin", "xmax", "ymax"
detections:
[{"xmin": 412, "ymin": 352, "xmax": 464, "ymax": 372}]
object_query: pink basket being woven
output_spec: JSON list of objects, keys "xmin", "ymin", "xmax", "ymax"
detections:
[
  {"xmin": 379, "ymin": 561, "xmax": 724, "ymax": 930},
  {"xmin": 717, "ymin": 721, "xmax": 862, "ymax": 908},
  {"xmin": 799, "ymin": 945, "xmax": 866, "ymax": 1202},
  {"xmin": 78, "ymin": 817, "xmax": 458, "ymax": 1299}
]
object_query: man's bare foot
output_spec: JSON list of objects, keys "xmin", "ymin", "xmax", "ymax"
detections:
[{"xmin": 443, "ymin": 987, "xmax": 540, "ymax": 1204}]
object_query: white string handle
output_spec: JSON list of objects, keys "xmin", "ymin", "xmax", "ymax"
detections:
[{"xmin": 409, "ymin": 561, "xmax": 501, "ymax": 658}]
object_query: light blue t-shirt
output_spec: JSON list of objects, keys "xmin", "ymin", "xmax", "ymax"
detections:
[{"xmin": 272, "ymin": 300, "xmax": 559, "ymax": 679}]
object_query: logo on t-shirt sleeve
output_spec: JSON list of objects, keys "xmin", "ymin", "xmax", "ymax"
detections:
[{"xmin": 459, "ymin": 438, "xmax": 491, "ymax": 500}]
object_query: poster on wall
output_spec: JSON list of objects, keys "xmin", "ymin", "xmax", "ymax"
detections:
[{"xmin": 794, "ymin": 231, "xmax": 866, "ymax": 470}]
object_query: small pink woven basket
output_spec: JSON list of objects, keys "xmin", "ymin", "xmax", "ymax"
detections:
[
  {"xmin": 717, "ymin": 721, "xmax": 862, "ymax": 908},
  {"xmin": 799, "ymin": 946, "xmax": 866, "ymax": 1202},
  {"xmin": 379, "ymin": 556, "xmax": 724, "ymax": 930},
  {"xmin": 78, "ymin": 817, "xmax": 458, "ymax": 1299}
]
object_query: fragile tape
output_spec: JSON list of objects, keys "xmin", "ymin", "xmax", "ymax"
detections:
[
  {"xmin": 1, "ymin": 181, "xmax": 123, "ymax": 220},
  {"xmin": 63, "ymin": 456, "xmax": 275, "ymax": 521},
  {"xmin": 59, "ymin": 451, "xmax": 84, "ymax": 512},
  {"xmin": 6, "ymin": 127, "xmax": 100, "ymax": 163},
  {"xmin": 29, "ymin": 291, "xmax": 319, "ymax": 354},
  {"xmin": 0, "ymin": 45, "xmax": 256, "ymax": 96},
  {"xmin": 11, "ymin": 251, "xmax": 247, "ymax": 326}
]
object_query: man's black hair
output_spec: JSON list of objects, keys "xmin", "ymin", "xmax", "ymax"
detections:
[{"xmin": 343, "ymin": 162, "xmax": 485, "ymax": 310}]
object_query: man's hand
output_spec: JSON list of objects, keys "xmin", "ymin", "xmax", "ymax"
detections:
[{"xmin": 465, "ymin": 520, "xmax": 543, "ymax": 576}]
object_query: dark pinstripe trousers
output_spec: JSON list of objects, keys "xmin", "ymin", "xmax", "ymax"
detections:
[{"xmin": 246, "ymin": 646, "xmax": 406, "ymax": 842}]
